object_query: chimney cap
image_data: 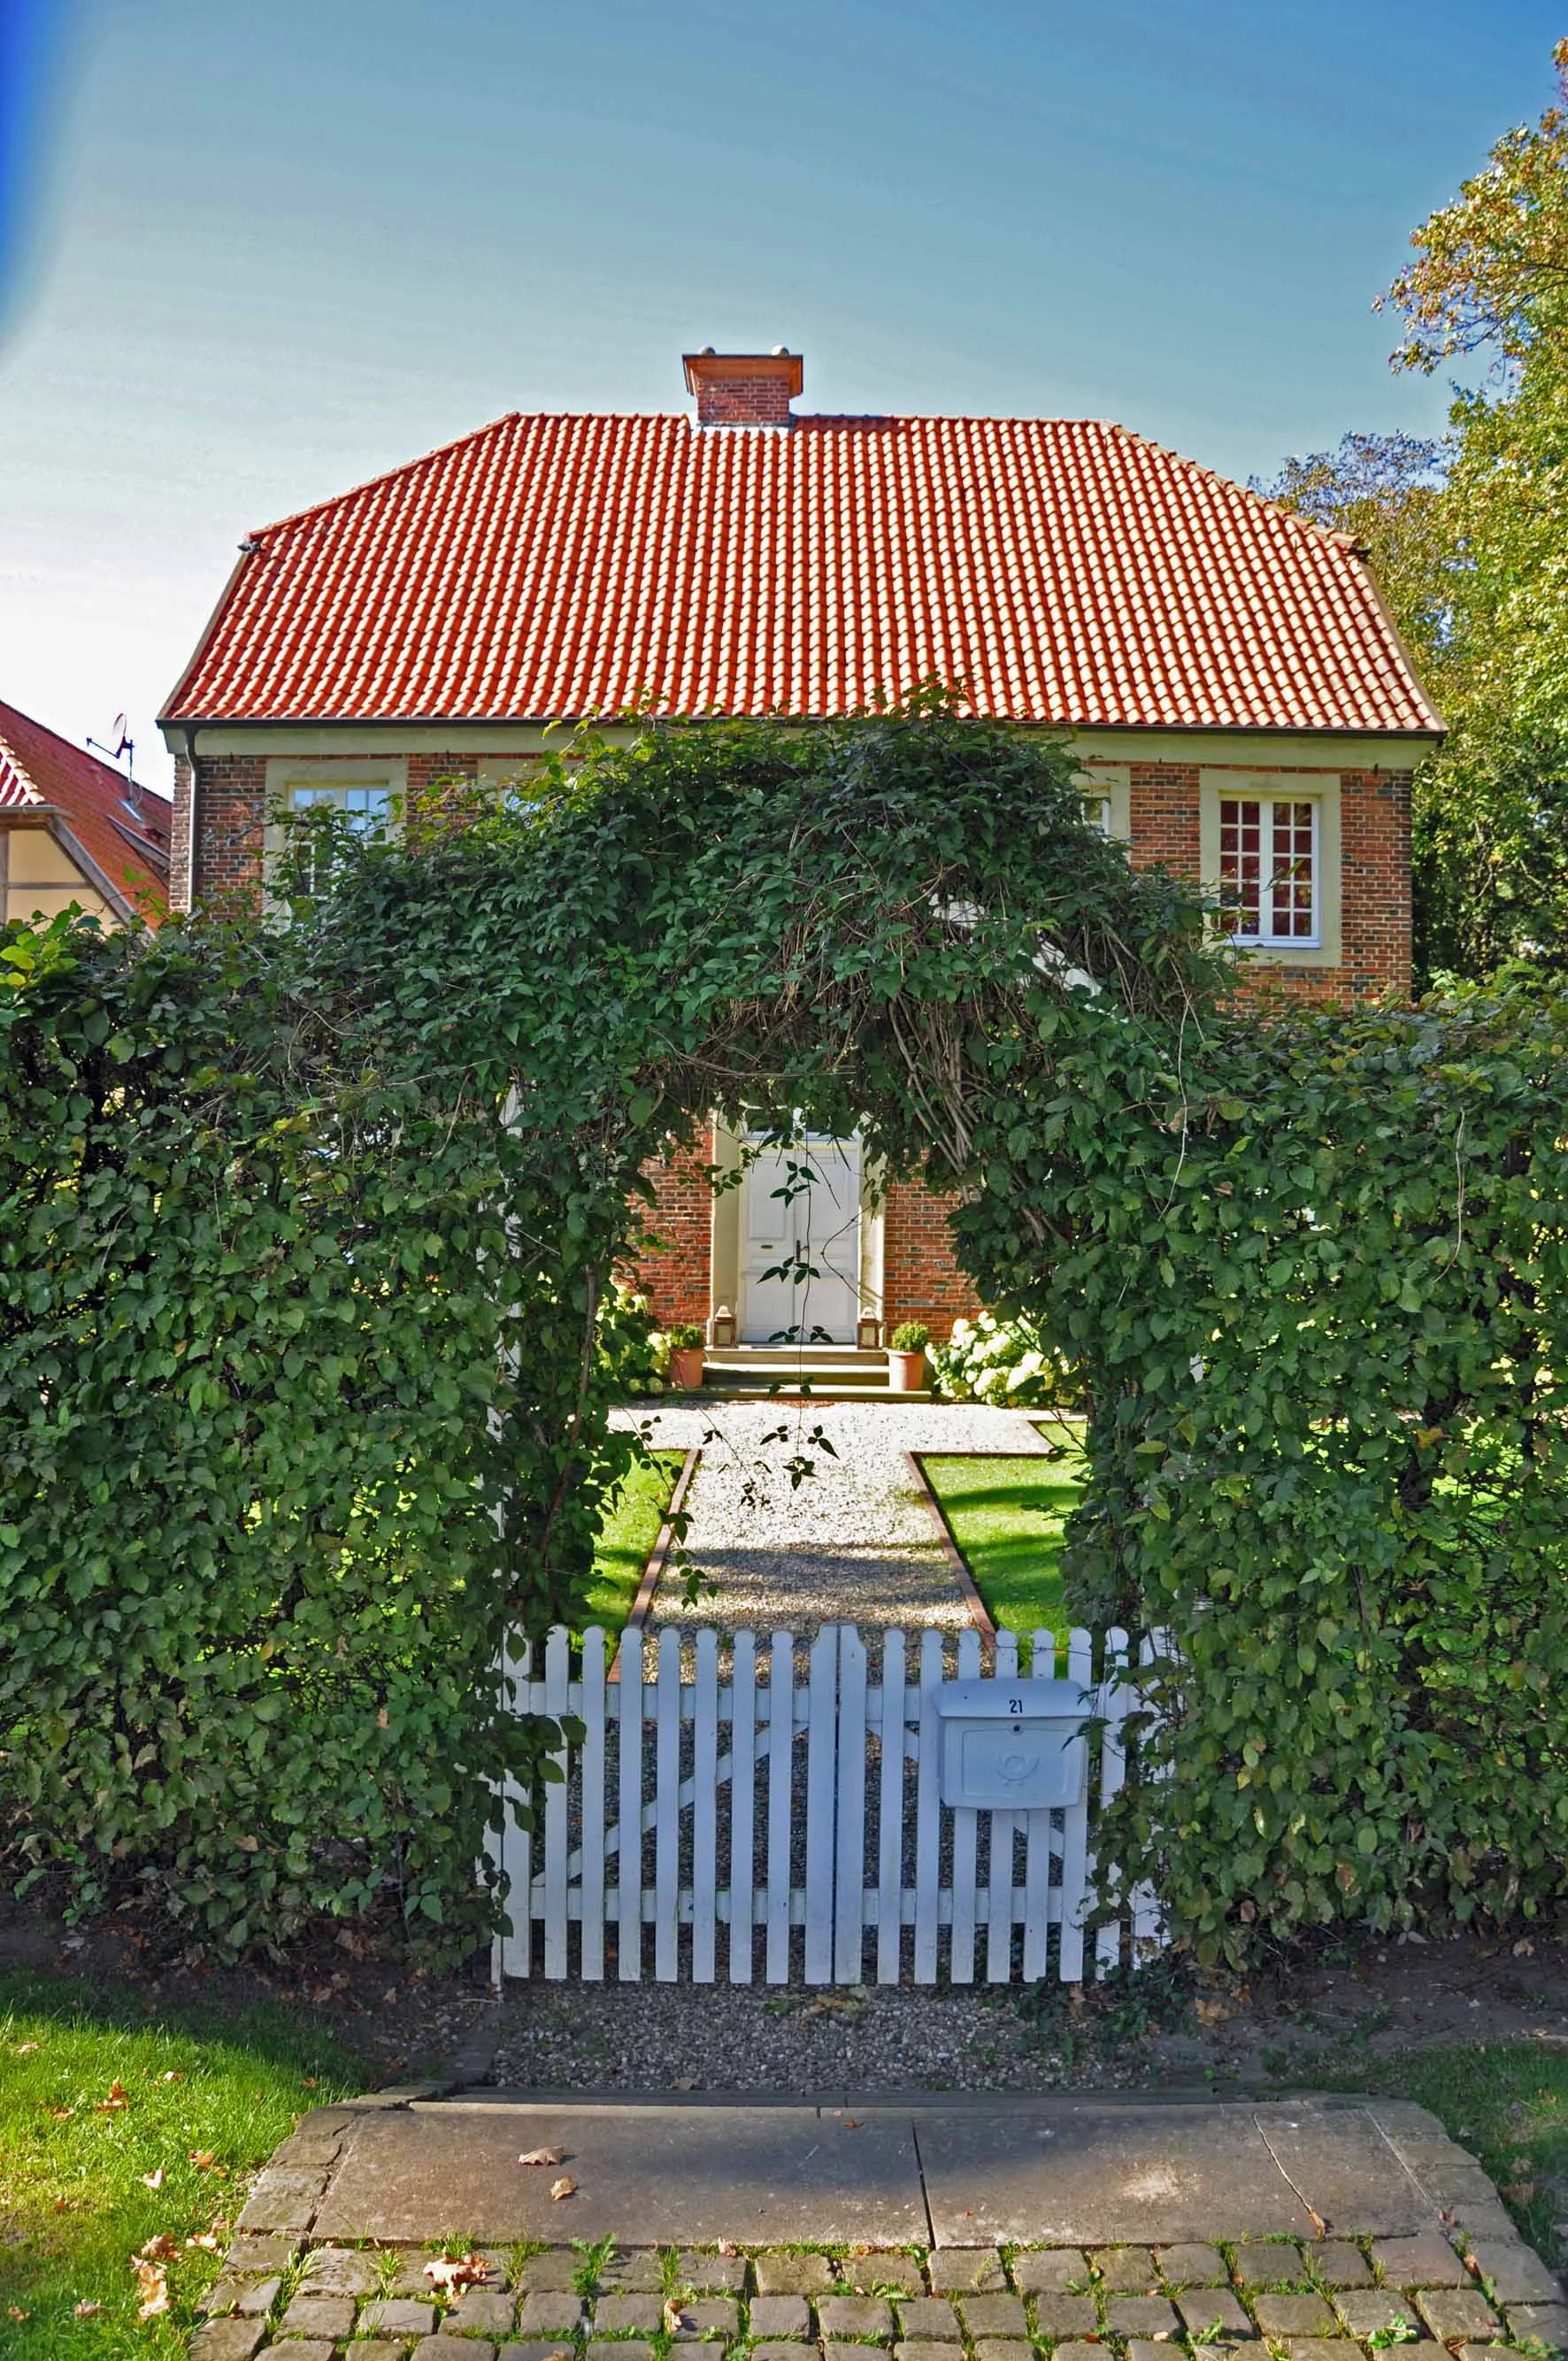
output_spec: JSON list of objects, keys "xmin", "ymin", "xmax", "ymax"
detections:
[{"xmin": 682, "ymin": 348, "xmax": 804, "ymax": 400}]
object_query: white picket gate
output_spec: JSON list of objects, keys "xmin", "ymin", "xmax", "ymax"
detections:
[{"xmin": 488, "ymin": 1622, "xmax": 1157, "ymax": 1987}]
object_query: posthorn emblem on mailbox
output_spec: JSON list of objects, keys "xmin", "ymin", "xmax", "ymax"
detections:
[{"xmin": 933, "ymin": 1678, "xmax": 1092, "ymax": 1811}]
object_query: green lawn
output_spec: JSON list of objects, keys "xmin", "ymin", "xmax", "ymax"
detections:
[
  {"xmin": 920, "ymin": 1430, "xmax": 1088, "ymax": 1634},
  {"xmin": 578, "ymin": 1448, "xmax": 687, "ymax": 1628},
  {"xmin": 0, "ymin": 1968, "xmax": 365, "ymax": 2357},
  {"xmin": 1318, "ymin": 2042, "xmax": 1568, "ymax": 2270}
]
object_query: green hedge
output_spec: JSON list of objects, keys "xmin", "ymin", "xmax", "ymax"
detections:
[
  {"xmin": 5, "ymin": 711, "xmax": 1565, "ymax": 1966},
  {"xmin": 954, "ymin": 982, "xmax": 1568, "ymax": 1959},
  {"xmin": 0, "ymin": 915, "xmax": 580, "ymax": 1958}
]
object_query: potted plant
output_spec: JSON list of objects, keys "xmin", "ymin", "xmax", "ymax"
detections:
[
  {"xmin": 888, "ymin": 1319, "xmax": 929, "ymax": 1392},
  {"xmin": 666, "ymin": 1322, "xmax": 706, "ymax": 1391}
]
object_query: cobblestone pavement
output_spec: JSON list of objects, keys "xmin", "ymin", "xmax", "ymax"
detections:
[
  {"xmin": 612, "ymin": 1400, "xmax": 1070, "ymax": 1636},
  {"xmin": 191, "ymin": 2223, "xmax": 1568, "ymax": 2361},
  {"xmin": 188, "ymin": 2089, "xmax": 1568, "ymax": 2361}
]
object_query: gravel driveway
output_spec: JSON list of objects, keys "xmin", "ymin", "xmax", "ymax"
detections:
[{"xmin": 612, "ymin": 1399, "xmax": 1060, "ymax": 1636}]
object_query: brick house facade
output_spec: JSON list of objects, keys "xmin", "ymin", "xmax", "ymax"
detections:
[{"xmin": 160, "ymin": 350, "xmax": 1440, "ymax": 1343}]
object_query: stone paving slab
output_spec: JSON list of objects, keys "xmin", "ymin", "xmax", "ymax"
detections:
[
  {"xmin": 917, "ymin": 2099, "xmax": 1429, "ymax": 2244},
  {"xmin": 312, "ymin": 2101, "xmax": 928, "ymax": 2244}
]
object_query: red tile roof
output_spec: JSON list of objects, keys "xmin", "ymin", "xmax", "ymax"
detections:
[
  {"xmin": 163, "ymin": 412, "xmax": 1441, "ymax": 736},
  {"xmin": 1, "ymin": 696, "xmax": 171, "ymax": 923}
]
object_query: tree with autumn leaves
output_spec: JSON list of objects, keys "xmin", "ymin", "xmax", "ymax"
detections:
[{"xmin": 1259, "ymin": 38, "xmax": 1568, "ymax": 985}]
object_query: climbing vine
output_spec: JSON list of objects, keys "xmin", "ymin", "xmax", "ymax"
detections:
[{"xmin": 2, "ymin": 704, "xmax": 1564, "ymax": 1961}]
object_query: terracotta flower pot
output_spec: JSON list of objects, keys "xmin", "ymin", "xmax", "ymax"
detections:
[
  {"xmin": 887, "ymin": 1348, "xmax": 926, "ymax": 1392},
  {"xmin": 670, "ymin": 1345, "xmax": 706, "ymax": 1391}
]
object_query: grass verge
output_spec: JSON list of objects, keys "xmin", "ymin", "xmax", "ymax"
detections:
[
  {"xmin": 1313, "ymin": 2041, "xmax": 1568, "ymax": 2267},
  {"xmin": 579, "ymin": 1448, "xmax": 687, "ymax": 1628},
  {"xmin": 0, "ymin": 1966, "xmax": 365, "ymax": 2357},
  {"xmin": 919, "ymin": 1430, "xmax": 1087, "ymax": 1634}
]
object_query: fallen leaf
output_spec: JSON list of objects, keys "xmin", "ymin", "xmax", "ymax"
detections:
[
  {"xmin": 234, "ymin": 1834, "xmax": 259, "ymax": 1853},
  {"xmin": 73, "ymin": 2299, "xmax": 104, "ymax": 2317},
  {"xmin": 1503, "ymin": 2180, "xmax": 1537, "ymax": 2203},
  {"xmin": 673, "ymin": 2076, "xmax": 697, "ymax": 2091},
  {"xmin": 14, "ymin": 2042, "xmax": 39, "ymax": 2055},
  {"xmin": 47, "ymin": 2104, "xmax": 74, "ymax": 2120},
  {"xmin": 844, "ymin": 2118, "xmax": 862, "ymax": 2129},
  {"xmin": 186, "ymin": 2230, "xmax": 223, "ymax": 2251},
  {"xmin": 1194, "ymin": 1996, "xmax": 1232, "ymax": 2027},
  {"xmin": 1514, "ymin": 1938, "xmax": 1536, "ymax": 1957},
  {"xmin": 665, "ymin": 2299, "xmax": 686, "ymax": 2334},
  {"xmin": 1307, "ymin": 2206, "xmax": 1327, "ymax": 2239},
  {"xmin": 550, "ymin": 2175, "xmax": 578, "ymax": 2201},
  {"xmin": 141, "ymin": 2168, "xmax": 165, "ymax": 2190},
  {"xmin": 426, "ymin": 2251, "xmax": 489, "ymax": 2292},
  {"xmin": 381, "ymin": 1986, "xmax": 398, "ymax": 2003},
  {"xmin": 161, "ymin": 2071, "xmax": 185, "ymax": 2083},
  {"xmin": 95, "ymin": 2079, "xmax": 131, "ymax": 2112},
  {"xmin": 301, "ymin": 2077, "xmax": 317, "ymax": 2089},
  {"xmin": 137, "ymin": 2234, "xmax": 180, "ymax": 2264},
  {"xmin": 519, "ymin": 2146, "xmax": 565, "ymax": 2166},
  {"xmin": 6, "ymin": 2307, "xmax": 30, "ymax": 2321},
  {"xmin": 188, "ymin": 2150, "xmax": 217, "ymax": 2169},
  {"xmin": 849, "ymin": 2242, "xmax": 873, "ymax": 2257},
  {"xmin": 717, "ymin": 2239, "xmax": 740, "ymax": 2257},
  {"xmin": 135, "ymin": 2264, "xmax": 169, "ymax": 2323}
]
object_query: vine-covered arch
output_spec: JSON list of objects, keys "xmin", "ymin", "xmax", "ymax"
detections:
[{"xmin": 4, "ymin": 705, "xmax": 1564, "ymax": 1963}]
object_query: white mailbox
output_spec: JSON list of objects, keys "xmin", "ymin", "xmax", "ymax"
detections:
[{"xmin": 934, "ymin": 1678, "xmax": 1091, "ymax": 1811}]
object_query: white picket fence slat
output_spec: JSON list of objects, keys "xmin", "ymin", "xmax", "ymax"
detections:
[{"xmin": 491, "ymin": 1619, "xmax": 1152, "ymax": 1986}]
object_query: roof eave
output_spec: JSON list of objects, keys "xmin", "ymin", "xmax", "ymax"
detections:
[{"xmin": 158, "ymin": 711, "xmax": 1446, "ymax": 742}]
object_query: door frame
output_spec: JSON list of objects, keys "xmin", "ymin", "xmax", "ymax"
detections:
[{"xmin": 710, "ymin": 1121, "xmax": 884, "ymax": 1342}]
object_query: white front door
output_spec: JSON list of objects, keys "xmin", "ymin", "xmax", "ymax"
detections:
[{"xmin": 742, "ymin": 1135, "xmax": 862, "ymax": 1344}]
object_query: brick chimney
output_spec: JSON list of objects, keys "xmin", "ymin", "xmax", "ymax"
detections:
[{"xmin": 683, "ymin": 346, "xmax": 803, "ymax": 427}]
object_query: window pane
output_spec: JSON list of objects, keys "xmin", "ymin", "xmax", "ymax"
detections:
[
  {"xmin": 1268, "ymin": 800, "xmax": 1315, "ymax": 941},
  {"xmin": 1219, "ymin": 798, "xmax": 1262, "ymax": 935},
  {"xmin": 284, "ymin": 781, "xmax": 391, "ymax": 894}
]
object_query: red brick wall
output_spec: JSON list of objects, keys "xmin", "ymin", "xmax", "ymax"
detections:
[
  {"xmin": 181, "ymin": 752, "xmax": 268, "ymax": 909},
  {"xmin": 882, "ymin": 1175, "xmax": 978, "ymax": 1341},
  {"xmin": 633, "ymin": 1135, "xmax": 714, "ymax": 1328},
  {"xmin": 1339, "ymin": 766, "xmax": 1412, "ymax": 996},
  {"xmin": 175, "ymin": 751, "xmax": 487, "ymax": 911},
  {"xmin": 1127, "ymin": 760, "xmax": 1412, "ymax": 1002},
  {"xmin": 1129, "ymin": 762, "xmax": 1202, "ymax": 872}
]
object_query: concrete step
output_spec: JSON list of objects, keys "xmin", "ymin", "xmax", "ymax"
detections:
[
  {"xmin": 702, "ymin": 1385, "xmax": 934, "ymax": 1403},
  {"xmin": 703, "ymin": 1359, "xmax": 888, "ymax": 1379},
  {"xmin": 696, "ymin": 1342, "xmax": 931, "ymax": 1401}
]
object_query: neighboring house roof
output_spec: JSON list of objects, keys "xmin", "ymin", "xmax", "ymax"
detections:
[
  {"xmin": 0, "ymin": 696, "xmax": 172, "ymax": 924},
  {"xmin": 162, "ymin": 409, "xmax": 1441, "ymax": 738}
]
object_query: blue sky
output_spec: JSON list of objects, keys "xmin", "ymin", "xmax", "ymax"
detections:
[{"xmin": 0, "ymin": 0, "xmax": 1559, "ymax": 790}]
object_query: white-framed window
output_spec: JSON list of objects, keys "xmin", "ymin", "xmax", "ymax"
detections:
[
  {"xmin": 1218, "ymin": 795, "xmax": 1319, "ymax": 946},
  {"xmin": 1077, "ymin": 763, "xmax": 1130, "ymax": 841},
  {"xmin": 280, "ymin": 779, "xmax": 394, "ymax": 895}
]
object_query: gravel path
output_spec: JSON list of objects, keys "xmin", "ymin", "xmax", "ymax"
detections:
[
  {"xmin": 487, "ymin": 1973, "xmax": 1086, "ymax": 2091},
  {"xmin": 611, "ymin": 1399, "xmax": 1065, "ymax": 1636}
]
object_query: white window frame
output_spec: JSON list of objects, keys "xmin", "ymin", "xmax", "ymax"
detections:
[
  {"xmin": 262, "ymin": 758, "xmax": 405, "ymax": 908},
  {"xmin": 1199, "ymin": 772, "xmax": 1341, "ymax": 967},
  {"xmin": 1218, "ymin": 792, "xmax": 1321, "ymax": 950},
  {"xmin": 1077, "ymin": 762, "xmax": 1130, "ymax": 841}
]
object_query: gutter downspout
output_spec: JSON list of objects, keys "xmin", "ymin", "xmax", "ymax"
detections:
[{"xmin": 181, "ymin": 726, "xmax": 198, "ymax": 911}]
